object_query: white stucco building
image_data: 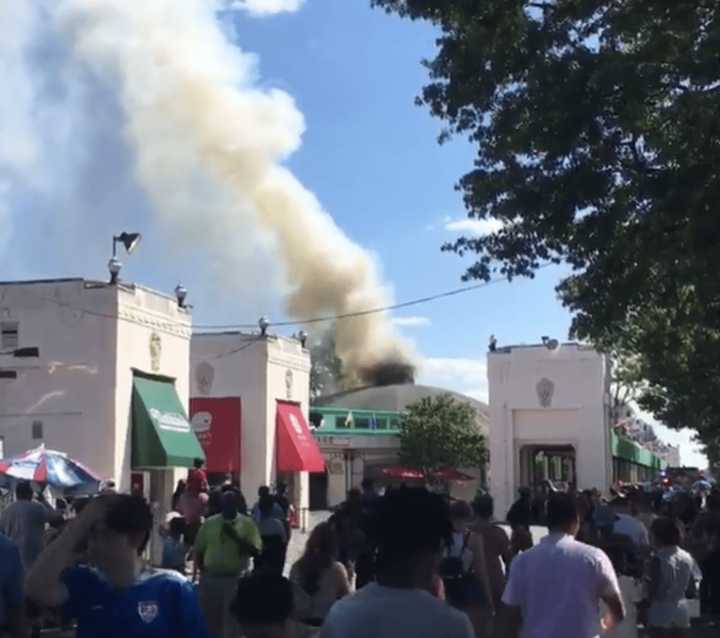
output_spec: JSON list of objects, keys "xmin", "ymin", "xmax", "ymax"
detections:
[
  {"xmin": 190, "ymin": 332, "xmax": 323, "ymax": 529},
  {"xmin": 488, "ymin": 343, "xmax": 612, "ymax": 518},
  {"xmin": 0, "ymin": 278, "xmax": 203, "ymax": 514}
]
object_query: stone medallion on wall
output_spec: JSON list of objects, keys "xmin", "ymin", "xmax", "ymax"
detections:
[
  {"xmin": 285, "ymin": 369, "xmax": 294, "ymax": 400},
  {"xmin": 195, "ymin": 361, "xmax": 215, "ymax": 396},
  {"xmin": 536, "ymin": 377, "xmax": 555, "ymax": 407},
  {"xmin": 149, "ymin": 332, "xmax": 162, "ymax": 372}
]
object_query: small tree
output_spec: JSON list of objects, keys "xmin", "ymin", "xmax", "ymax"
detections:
[{"xmin": 399, "ymin": 394, "xmax": 486, "ymax": 480}]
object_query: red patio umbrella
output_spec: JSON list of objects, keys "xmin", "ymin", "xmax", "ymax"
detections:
[
  {"xmin": 380, "ymin": 466, "xmax": 425, "ymax": 480},
  {"xmin": 432, "ymin": 468, "xmax": 475, "ymax": 482}
]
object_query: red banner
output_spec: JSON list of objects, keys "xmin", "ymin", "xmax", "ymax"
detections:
[{"xmin": 189, "ymin": 397, "xmax": 242, "ymax": 473}]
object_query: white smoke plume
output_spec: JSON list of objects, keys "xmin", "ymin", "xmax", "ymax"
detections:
[
  {"xmin": 4, "ymin": 0, "xmax": 413, "ymax": 385},
  {"xmin": 224, "ymin": 0, "xmax": 305, "ymax": 16}
]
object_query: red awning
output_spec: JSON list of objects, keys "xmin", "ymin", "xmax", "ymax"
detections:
[
  {"xmin": 190, "ymin": 397, "xmax": 242, "ymax": 473},
  {"xmin": 276, "ymin": 402, "xmax": 325, "ymax": 473}
]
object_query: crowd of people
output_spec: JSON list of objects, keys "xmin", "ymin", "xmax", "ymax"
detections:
[{"xmin": 0, "ymin": 463, "xmax": 718, "ymax": 637}]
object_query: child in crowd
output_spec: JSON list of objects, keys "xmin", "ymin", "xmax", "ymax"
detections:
[
  {"xmin": 162, "ymin": 515, "xmax": 187, "ymax": 574},
  {"xmin": 231, "ymin": 571, "xmax": 296, "ymax": 638}
]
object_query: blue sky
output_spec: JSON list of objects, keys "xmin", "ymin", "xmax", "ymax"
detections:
[
  {"xmin": 223, "ymin": 1, "xmax": 575, "ymax": 347},
  {"xmin": 0, "ymin": 0, "xmax": 704, "ymax": 465}
]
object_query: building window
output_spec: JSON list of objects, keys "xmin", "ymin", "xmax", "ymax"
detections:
[
  {"xmin": 375, "ymin": 418, "xmax": 388, "ymax": 430},
  {"xmin": 355, "ymin": 417, "xmax": 370, "ymax": 429},
  {"xmin": 335, "ymin": 416, "xmax": 349, "ymax": 429},
  {"xmin": 32, "ymin": 420, "xmax": 43, "ymax": 440},
  {"xmin": 1, "ymin": 322, "xmax": 18, "ymax": 350}
]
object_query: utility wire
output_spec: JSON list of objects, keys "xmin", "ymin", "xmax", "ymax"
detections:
[
  {"xmin": 12, "ymin": 264, "xmax": 552, "ymax": 333},
  {"xmin": 194, "ymin": 265, "xmax": 552, "ymax": 331}
]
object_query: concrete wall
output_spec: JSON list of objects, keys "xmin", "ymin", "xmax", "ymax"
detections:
[
  {"xmin": 190, "ymin": 333, "xmax": 267, "ymax": 498},
  {"xmin": 0, "ymin": 281, "xmax": 118, "ymax": 479},
  {"xmin": 113, "ymin": 285, "xmax": 192, "ymax": 494},
  {"xmin": 266, "ymin": 336, "xmax": 311, "ymax": 515},
  {"xmin": 190, "ymin": 333, "xmax": 311, "ymax": 513},
  {"xmin": 488, "ymin": 344, "xmax": 610, "ymax": 519},
  {"xmin": 0, "ymin": 280, "xmax": 192, "ymax": 496}
]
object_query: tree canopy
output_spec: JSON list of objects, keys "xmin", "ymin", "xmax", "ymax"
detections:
[
  {"xmin": 399, "ymin": 394, "xmax": 486, "ymax": 476},
  {"xmin": 373, "ymin": 0, "xmax": 720, "ymax": 462}
]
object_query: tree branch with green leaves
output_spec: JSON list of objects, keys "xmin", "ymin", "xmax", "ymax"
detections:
[{"xmin": 373, "ymin": 0, "xmax": 720, "ymax": 453}]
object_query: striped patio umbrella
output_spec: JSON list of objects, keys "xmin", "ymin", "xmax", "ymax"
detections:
[{"xmin": 0, "ymin": 445, "xmax": 100, "ymax": 494}]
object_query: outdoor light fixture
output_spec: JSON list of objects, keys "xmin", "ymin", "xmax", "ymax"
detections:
[
  {"xmin": 175, "ymin": 283, "xmax": 188, "ymax": 308},
  {"xmin": 298, "ymin": 330, "xmax": 308, "ymax": 348},
  {"xmin": 108, "ymin": 256, "xmax": 122, "ymax": 285},
  {"xmin": 109, "ymin": 232, "xmax": 142, "ymax": 284},
  {"xmin": 259, "ymin": 316, "xmax": 270, "ymax": 336},
  {"xmin": 112, "ymin": 232, "xmax": 142, "ymax": 257}
]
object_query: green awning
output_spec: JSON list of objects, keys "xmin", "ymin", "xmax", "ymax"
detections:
[
  {"xmin": 610, "ymin": 430, "xmax": 667, "ymax": 470},
  {"xmin": 132, "ymin": 374, "xmax": 205, "ymax": 469}
]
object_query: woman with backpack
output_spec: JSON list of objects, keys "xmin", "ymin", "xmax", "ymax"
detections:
[{"xmin": 440, "ymin": 500, "xmax": 494, "ymax": 637}]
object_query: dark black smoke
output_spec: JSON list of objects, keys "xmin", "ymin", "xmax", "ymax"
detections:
[{"xmin": 359, "ymin": 361, "xmax": 416, "ymax": 387}]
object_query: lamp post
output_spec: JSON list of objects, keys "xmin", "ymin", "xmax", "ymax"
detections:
[
  {"xmin": 175, "ymin": 283, "xmax": 188, "ymax": 308},
  {"xmin": 109, "ymin": 232, "xmax": 142, "ymax": 284},
  {"xmin": 112, "ymin": 232, "xmax": 142, "ymax": 257},
  {"xmin": 259, "ymin": 317, "xmax": 270, "ymax": 336}
]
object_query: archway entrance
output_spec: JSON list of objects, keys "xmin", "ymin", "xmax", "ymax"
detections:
[{"xmin": 519, "ymin": 444, "xmax": 576, "ymax": 490}]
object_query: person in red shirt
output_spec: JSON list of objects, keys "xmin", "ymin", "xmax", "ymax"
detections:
[
  {"xmin": 181, "ymin": 458, "xmax": 209, "ymax": 546},
  {"xmin": 187, "ymin": 458, "xmax": 209, "ymax": 496}
]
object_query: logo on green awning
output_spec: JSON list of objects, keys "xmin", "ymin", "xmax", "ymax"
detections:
[{"xmin": 149, "ymin": 408, "xmax": 190, "ymax": 433}]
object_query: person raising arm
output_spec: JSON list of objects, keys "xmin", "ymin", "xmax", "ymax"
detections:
[{"xmin": 26, "ymin": 494, "xmax": 208, "ymax": 638}]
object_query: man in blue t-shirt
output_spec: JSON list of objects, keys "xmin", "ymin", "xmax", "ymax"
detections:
[{"xmin": 26, "ymin": 494, "xmax": 208, "ymax": 638}]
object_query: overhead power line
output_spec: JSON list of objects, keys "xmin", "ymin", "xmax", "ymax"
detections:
[
  {"xmin": 193, "ymin": 264, "xmax": 553, "ymax": 331},
  {"xmin": 11, "ymin": 264, "xmax": 553, "ymax": 334}
]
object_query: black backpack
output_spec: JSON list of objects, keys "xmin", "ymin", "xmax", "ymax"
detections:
[{"xmin": 439, "ymin": 531, "xmax": 470, "ymax": 581}]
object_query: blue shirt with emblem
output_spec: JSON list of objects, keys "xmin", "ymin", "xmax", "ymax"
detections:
[{"xmin": 62, "ymin": 565, "xmax": 208, "ymax": 638}]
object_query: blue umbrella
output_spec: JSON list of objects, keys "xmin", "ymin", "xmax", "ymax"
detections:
[{"xmin": 0, "ymin": 445, "xmax": 101, "ymax": 494}]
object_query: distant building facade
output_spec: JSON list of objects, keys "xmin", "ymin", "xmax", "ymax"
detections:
[
  {"xmin": 190, "ymin": 332, "xmax": 323, "ymax": 529},
  {"xmin": 311, "ymin": 384, "xmax": 489, "ymax": 508},
  {"xmin": 488, "ymin": 343, "xmax": 668, "ymax": 518}
]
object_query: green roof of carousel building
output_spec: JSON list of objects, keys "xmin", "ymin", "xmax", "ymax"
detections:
[{"xmin": 310, "ymin": 383, "xmax": 489, "ymax": 436}]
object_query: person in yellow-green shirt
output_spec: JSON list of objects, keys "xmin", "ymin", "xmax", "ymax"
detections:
[{"xmin": 195, "ymin": 490, "xmax": 262, "ymax": 638}]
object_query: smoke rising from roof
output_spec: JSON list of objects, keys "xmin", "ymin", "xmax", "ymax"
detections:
[
  {"xmin": 4, "ymin": 0, "xmax": 414, "ymax": 383},
  {"xmin": 359, "ymin": 361, "xmax": 416, "ymax": 387}
]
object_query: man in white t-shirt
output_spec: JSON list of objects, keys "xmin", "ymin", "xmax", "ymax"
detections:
[
  {"xmin": 495, "ymin": 492, "xmax": 625, "ymax": 638},
  {"xmin": 321, "ymin": 487, "xmax": 473, "ymax": 638}
]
